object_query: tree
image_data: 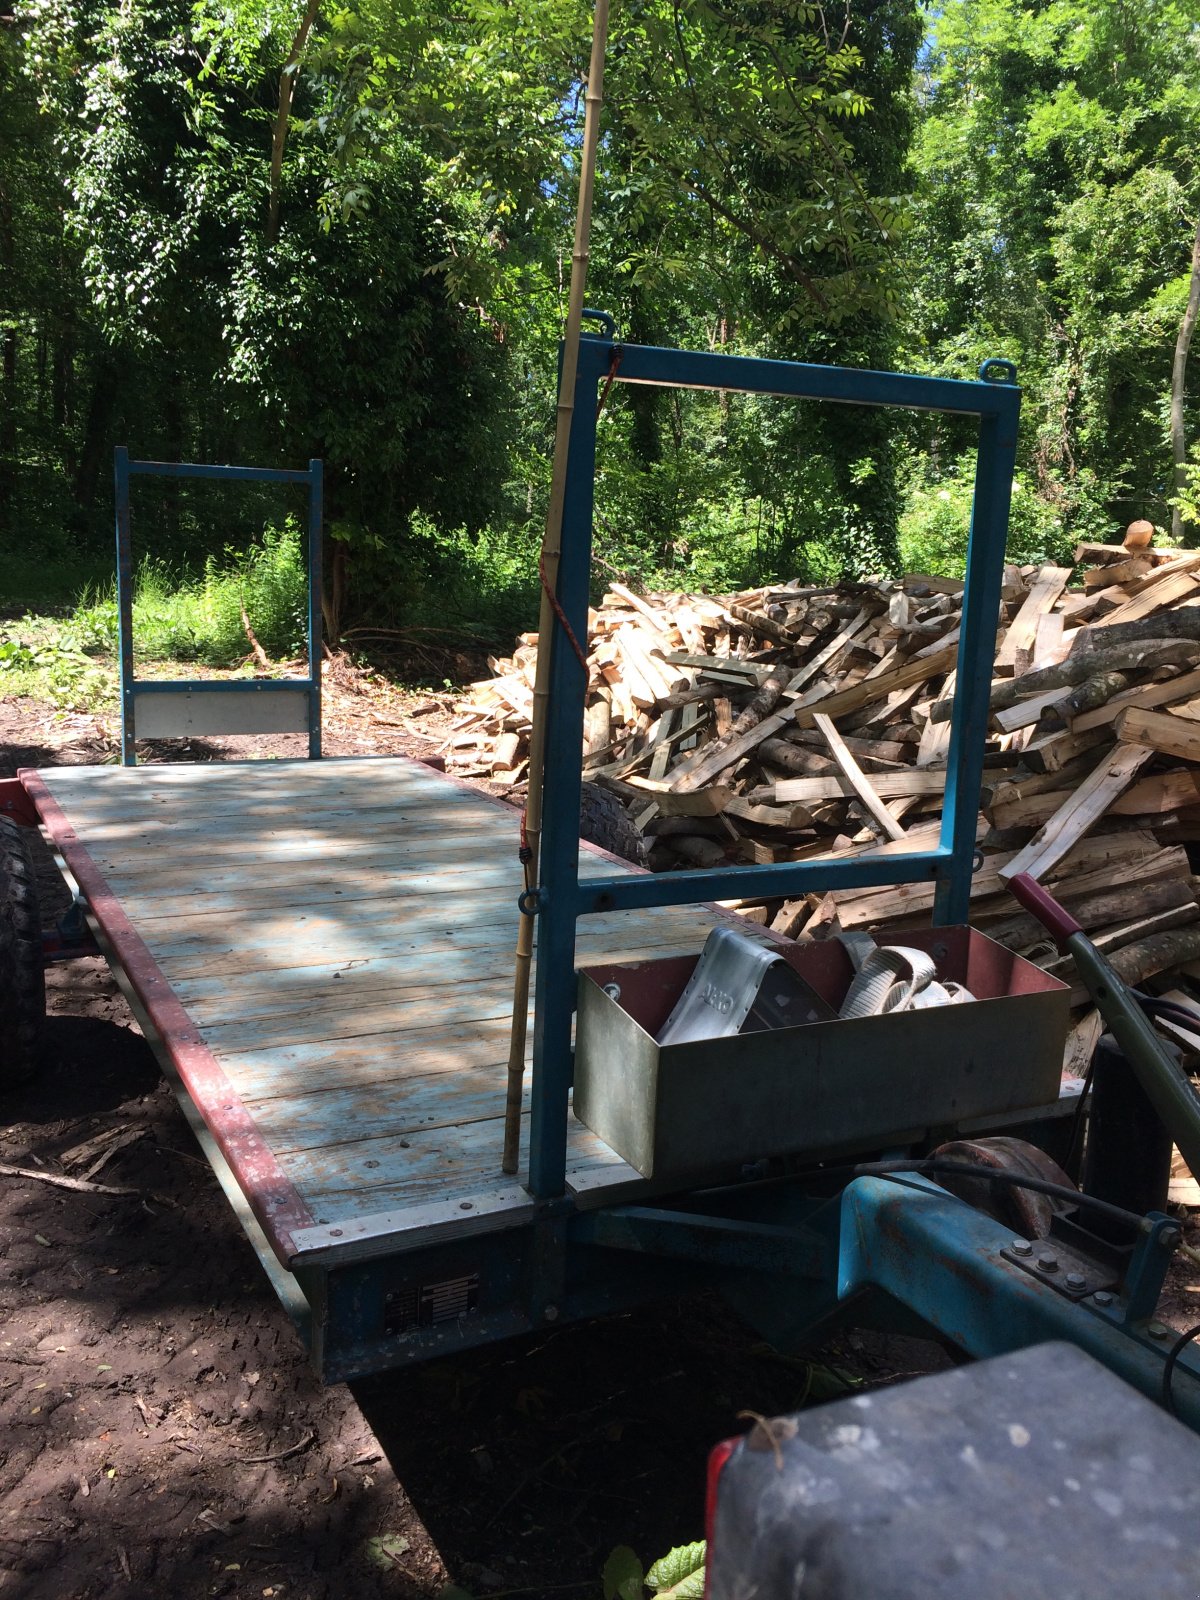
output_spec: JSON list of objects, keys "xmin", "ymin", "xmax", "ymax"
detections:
[{"xmin": 909, "ymin": 0, "xmax": 1200, "ymax": 543}]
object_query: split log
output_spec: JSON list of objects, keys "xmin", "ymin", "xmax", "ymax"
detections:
[
  {"xmin": 1113, "ymin": 707, "xmax": 1200, "ymax": 763},
  {"xmin": 1065, "ymin": 920, "xmax": 1200, "ymax": 1006},
  {"xmin": 669, "ymin": 669, "xmax": 791, "ymax": 792},
  {"xmin": 999, "ymin": 744, "xmax": 1156, "ymax": 882},
  {"xmin": 812, "ymin": 713, "xmax": 907, "ymax": 842}
]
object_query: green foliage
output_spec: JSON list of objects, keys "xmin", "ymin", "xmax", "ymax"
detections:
[
  {"xmin": 905, "ymin": 0, "xmax": 1200, "ymax": 540},
  {"xmin": 1171, "ymin": 441, "xmax": 1200, "ymax": 531},
  {"xmin": 602, "ymin": 1540, "xmax": 706, "ymax": 1600},
  {"xmin": 898, "ymin": 457, "xmax": 1072, "ymax": 578},
  {"xmin": 0, "ymin": 624, "xmax": 113, "ymax": 709},
  {"xmin": 645, "ymin": 1541, "xmax": 706, "ymax": 1598},
  {"xmin": 69, "ymin": 521, "xmax": 309, "ymax": 666},
  {"xmin": 603, "ymin": 1546, "xmax": 646, "ymax": 1600}
]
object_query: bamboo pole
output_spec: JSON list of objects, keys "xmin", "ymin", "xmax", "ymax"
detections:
[{"xmin": 502, "ymin": 2, "xmax": 610, "ymax": 1175}]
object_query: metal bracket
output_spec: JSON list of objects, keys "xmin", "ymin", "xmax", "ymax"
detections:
[
  {"xmin": 580, "ymin": 307, "xmax": 617, "ymax": 340},
  {"xmin": 41, "ymin": 895, "xmax": 100, "ymax": 964},
  {"xmin": 979, "ymin": 357, "xmax": 1018, "ymax": 385},
  {"xmin": 1000, "ymin": 1235, "xmax": 1116, "ymax": 1302}
]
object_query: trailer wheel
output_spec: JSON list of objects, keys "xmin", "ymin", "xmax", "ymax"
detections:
[
  {"xmin": 579, "ymin": 781, "xmax": 645, "ymax": 865},
  {"xmin": 0, "ymin": 817, "xmax": 45, "ymax": 1088}
]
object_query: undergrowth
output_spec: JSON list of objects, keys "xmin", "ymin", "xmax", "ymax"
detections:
[
  {"xmin": 71, "ymin": 521, "xmax": 310, "ymax": 666},
  {"xmin": 0, "ymin": 523, "xmax": 308, "ymax": 710}
]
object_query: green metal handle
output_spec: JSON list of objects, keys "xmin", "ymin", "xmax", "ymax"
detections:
[{"xmin": 1066, "ymin": 931, "xmax": 1200, "ymax": 1182}]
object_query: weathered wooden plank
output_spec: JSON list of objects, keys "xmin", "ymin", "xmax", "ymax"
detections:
[
  {"xmin": 998, "ymin": 744, "xmax": 1155, "ymax": 882},
  {"xmin": 772, "ymin": 770, "xmax": 945, "ymax": 804},
  {"xmin": 993, "ymin": 566, "xmax": 1072, "ymax": 674},
  {"xmin": 1113, "ymin": 706, "xmax": 1200, "ymax": 762},
  {"xmin": 35, "ymin": 754, "xmax": 742, "ymax": 1221}
]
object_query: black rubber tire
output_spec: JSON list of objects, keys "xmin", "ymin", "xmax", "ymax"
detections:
[
  {"xmin": 0, "ymin": 817, "xmax": 45, "ymax": 1088},
  {"xmin": 579, "ymin": 781, "xmax": 645, "ymax": 865}
]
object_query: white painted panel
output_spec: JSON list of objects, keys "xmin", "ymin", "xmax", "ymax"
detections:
[{"xmin": 132, "ymin": 683, "xmax": 311, "ymax": 736}]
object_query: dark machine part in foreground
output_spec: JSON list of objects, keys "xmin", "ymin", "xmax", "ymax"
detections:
[{"xmin": 706, "ymin": 1342, "xmax": 1200, "ymax": 1599}]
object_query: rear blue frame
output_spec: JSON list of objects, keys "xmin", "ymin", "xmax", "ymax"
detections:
[{"xmin": 528, "ymin": 332, "xmax": 1021, "ymax": 1198}]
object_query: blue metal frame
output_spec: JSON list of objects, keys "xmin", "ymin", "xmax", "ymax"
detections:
[
  {"xmin": 114, "ymin": 448, "xmax": 324, "ymax": 765},
  {"xmin": 528, "ymin": 332, "xmax": 1021, "ymax": 1198}
]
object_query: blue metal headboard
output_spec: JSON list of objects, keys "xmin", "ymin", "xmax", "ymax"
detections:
[
  {"xmin": 527, "ymin": 330, "xmax": 1022, "ymax": 1196},
  {"xmin": 113, "ymin": 447, "xmax": 324, "ymax": 765}
]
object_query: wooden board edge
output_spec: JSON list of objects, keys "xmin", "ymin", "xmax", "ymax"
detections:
[{"xmin": 17, "ymin": 765, "xmax": 317, "ymax": 1265}]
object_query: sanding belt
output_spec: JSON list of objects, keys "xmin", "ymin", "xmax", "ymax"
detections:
[{"xmin": 837, "ymin": 931, "xmax": 972, "ymax": 1019}]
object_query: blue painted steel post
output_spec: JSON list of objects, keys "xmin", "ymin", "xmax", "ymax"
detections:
[
  {"xmin": 527, "ymin": 339, "xmax": 608, "ymax": 1199},
  {"xmin": 307, "ymin": 458, "xmax": 324, "ymax": 759},
  {"xmin": 935, "ymin": 366, "xmax": 1021, "ymax": 924},
  {"xmin": 113, "ymin": 446, "xmax": 137, "ymax": 766}
]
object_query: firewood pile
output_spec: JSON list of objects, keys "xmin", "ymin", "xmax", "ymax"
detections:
[{"xmin": 450, "ymin": 548, "xmax": 1200, "ymax": 1018}]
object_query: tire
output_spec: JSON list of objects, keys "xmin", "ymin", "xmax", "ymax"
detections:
[
  {"xmin": 579, "ymin": 781, "xmax": 645, "ymax": 865},
  {"xmin": 0, "ymin": 817, "xmax": 45, "ymax": 1088}
]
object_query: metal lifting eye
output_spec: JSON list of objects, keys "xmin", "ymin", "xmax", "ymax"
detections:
[
  {"xmin": 978, "ymin": 357, "xmax": 1018, "ymax": 385},
  {"xmin": 581, "ymin": 308, "xmax": 617, "ymax": 340}
]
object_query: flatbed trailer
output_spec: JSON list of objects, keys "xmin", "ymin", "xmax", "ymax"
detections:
[
  {"xmin": 16, "ymin": 755, "xmax": 741, "ymax": 1378},
  {"xmin": 7, "ymin": 329, "xmax": 1200, "ymax": 1433}
]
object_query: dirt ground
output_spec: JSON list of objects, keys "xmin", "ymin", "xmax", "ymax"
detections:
[
  {"xmin": 0, "ymin": 678, "xmax": 950, "ymax": 1600},
  {"xmin": 3, "ymin": 670, "xmax": 1200, "ymax": 1600}
]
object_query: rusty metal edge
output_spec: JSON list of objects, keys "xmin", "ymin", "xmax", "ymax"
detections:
[{"xmin": 16, "ymin": 766, "xmax": 316, "ymax": 1265}]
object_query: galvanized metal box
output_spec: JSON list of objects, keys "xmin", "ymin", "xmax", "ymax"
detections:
[{"xmin": 573, "ymin": 927, "xmax": 1070, "ymax": 1180}]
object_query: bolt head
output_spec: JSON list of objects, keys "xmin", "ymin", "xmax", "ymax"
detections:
[
  {"xmin": 1010, "ymin": 1239, "xmax": 1033, "ymax": 1257},
  {"xmin": 543, "ymin": 1304, "xmax": 559, "ymax": 1322},
  {"xmin": 1148, "ymin": 1321, "xmax": 1170, "ymax": 1340},
  {"xmin": 1160, "ymin": 1227, "xmax": 1182, "ymax": 1250},
  {"xmin": 1093, "ymin": 1291, "xmax": 1115, "ymax": 1308},
  {"xmin": 1065, "ymin": 1272, "xmax": 1087, "ymax": 1291},
  {"xmin": 1036, "ymin": 1252, "xmax": 1059, "ymax": 1273}
]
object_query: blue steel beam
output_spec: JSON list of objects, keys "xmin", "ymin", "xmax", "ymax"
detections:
[
  {"xmin": 114, "ymin": 448, "xmax": 323, "ymax": 764},
  {"xmin": 124, "ymin": 459, "xmax": 314, "ymax": 484},
  {"xmin": 571, "ymin": 848, "xmax": 948, "ymax": 917},
  {"xmin": 935, "ymin": 400, "xmax": 1019, "ymax": 923},
  {"xmin": 609, "ymin": 342, "xmax": 1021, "ymax": 421},
  {"xmin": 839, "ymin": 1174, "xmax": 1200, "ymax": 1429},
  {"xmin": 306, "ymin": 458, "xmax": 324, "ymax": 758},
  {"xmin": 527, "ymin": 334, "xmax": 1021, "ymax": 1198}
]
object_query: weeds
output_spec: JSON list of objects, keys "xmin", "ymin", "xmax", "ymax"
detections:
[{"xmin": 0, "ymin": 522, "xmax": 308, "ymax": 711}]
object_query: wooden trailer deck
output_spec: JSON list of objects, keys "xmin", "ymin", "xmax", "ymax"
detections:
[{"xmin": 21, "ymin": 757, "xmax": 726, "ymax": 1265}]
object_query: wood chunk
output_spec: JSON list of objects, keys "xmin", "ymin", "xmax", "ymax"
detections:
[
  {"xmin": 1022, "ymin": 727, "xmax": 1113, "ymax": 774},
  {"xmin": 994, "ymin": 565, "xmax": 1072, "ymax": 675},
  {"xmin": 624, "ymin": 781, "xmax": 734, "ymax": 817},
  {"xmin": 1091, "ymin": 571, "xmax": 1200, "ymax": 629},
  {"xmin": 1065, "ymin": 919, "xmax": 1200, "ymax": 1006},
  {"xmin": 1082, "ymin": 555, "xmax": 1155, "ymax": 589},
  {"xmin": 1063, "ymin": 1010, "xmax": 1104, "ymax": 1078},
  {"xmin": 793, "ymin": 642, "xmax": 958, "ymax": 730},
  {"xmin": 773, "ymin": 770, "xmax": 946, "ymax": 804},
  {"xmin": 1070, "ymin": 665, "xmax": 1200, "ymax": 733},
  {"xmin": 999, "ymin": 744, "xmax": 1156, "ymax": 882},
  {"xmin": 1113, "ymin": 707, "xmax": 1200, "ymax": 763},
  {"xmin": 811, "ymin": 713, "xmax": 907, "ymax": 842}
]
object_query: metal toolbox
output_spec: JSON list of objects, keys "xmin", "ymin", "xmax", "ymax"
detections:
[{"xmin": 573, "ymin": 927, "xmax": 1070, "ymax": 1180}]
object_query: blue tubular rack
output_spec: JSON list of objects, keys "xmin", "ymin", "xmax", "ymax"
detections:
[
  {"xmin": 527, "ymin": 331, "xmax": 1022, "ymax": 1199},
  {"xmin": 113, "ymin": 448, "xmax": 324, "ymax": 765}
]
